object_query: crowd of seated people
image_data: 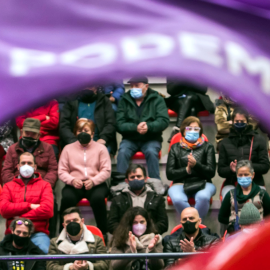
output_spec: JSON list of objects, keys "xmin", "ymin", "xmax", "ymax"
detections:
[{"xmin": 0, "ymin": 77, "xmax": 269, "ymax": 269}]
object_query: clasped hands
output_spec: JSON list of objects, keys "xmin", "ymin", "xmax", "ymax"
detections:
[
  {"xmin": 129, "ymin": 231, "xmax": 159, "ymax": 253},
  {"xmin": 72, "ymin": 178, "xmax": 93, "ymax": 190},
  {"xmin": 179, "ymin": 237, "xmax": 196, "ymax": 253},
  {"xmin": 186, "ymin": 153, "xmax": 196, "ymax": 174},
  {"xmin": 69, "ymin": 260, "xmax": 88, "ymax": 270},
  {"xmin": 137, "ymin": 122, "xmax": 148, "ymax": 135}
]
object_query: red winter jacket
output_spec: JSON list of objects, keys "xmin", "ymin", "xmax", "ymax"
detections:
[
  {"xmin": 16, "ymin": 100, "xmax": 59, "ymax": 146},
  {"xmin": 1, "ymin": 140, "xmax": 58, "ymax": 188},
  {"xmin": 0, "ymin": 173, "xmax": 54, "ymax": 235}
]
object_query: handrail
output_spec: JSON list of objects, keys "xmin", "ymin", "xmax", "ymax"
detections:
[{"xmin": 0, "ymin": 252, "xmax": 205, "ymax": 261}]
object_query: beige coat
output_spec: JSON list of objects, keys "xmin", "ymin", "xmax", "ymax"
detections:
[
  {"xmin": 110, "ymin": 233, "xmax": 164, "ymax": 270},
  {"xmin": 46, "ymin": 224, "xmax": 109, "ymax": 270}
]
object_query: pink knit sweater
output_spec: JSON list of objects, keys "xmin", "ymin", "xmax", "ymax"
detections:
[{"xmin": 58, "ymin": 140, "xmax": 111, "ymax": 186}]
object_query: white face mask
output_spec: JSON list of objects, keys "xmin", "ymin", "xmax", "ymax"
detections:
[
  {"xmin": 20, "ymin": 165, "xmax": 34, "ymax": 178},
  {"xmin": 132, "ymin": 224, "xmax": 146, "ymax": 237}
]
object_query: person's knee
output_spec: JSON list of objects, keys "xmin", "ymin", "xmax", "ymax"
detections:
[
  {"xmin": 89, "ymin": 196, "xmax": 105, "ymax": 207},
  {"xmin": 196, "ymin": 192, "xmax": 211, "ymax": 203},
  {"xmin": 143, "ymin": 146, "xmax": 159, "ymax": 157}
]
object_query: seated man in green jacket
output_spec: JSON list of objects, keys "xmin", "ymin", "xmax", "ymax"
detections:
[
  {"xmin": 47, "ymin": 207, "xmax": 108, "ymax": 270},
  {"xmin": 116, "ymin": 77, "xmax": 169, "ymax": 179}
]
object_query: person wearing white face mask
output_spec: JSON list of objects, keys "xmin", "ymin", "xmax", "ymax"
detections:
[
  {"xmin": 116, "ymin": 76, "xmax": 169, "ymax": 179},
  {"xmin": 0, "ymin": 152, "xmax": 54, "ymax": 254},
  {"xmin": 218, "ymin": 160, "xmax": 270, "ymax": 236},
  {"xmin": 110, "ymin": 207, "xmax": 164, "ymax": 270}
]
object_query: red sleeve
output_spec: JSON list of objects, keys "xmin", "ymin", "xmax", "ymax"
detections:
[
  {"xmin": 42, "ymin": 144, "xmax": 58, "ymax": 188},
  {"xmin": 1, "ymin": 147, "xmax": 16, "ymax": 184},
  {"xmin": 21, "ymin": 182, "xmax": 54, "ymax": 220},
  {"xmin": 0, "ymin": 184, "xmax": 31, "ymax": 219},
  {"xmin": 41, "ymin": 100, "xmax": 59, "ymax": 130}
]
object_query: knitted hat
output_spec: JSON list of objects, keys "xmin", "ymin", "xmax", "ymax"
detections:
[
  {"xmin": 23, "ymin": 118, "xmax": 40, "ymax": 133},
  {"xmin": 239, "ymin": 203, "xmax": 261, "ymax": 225}
]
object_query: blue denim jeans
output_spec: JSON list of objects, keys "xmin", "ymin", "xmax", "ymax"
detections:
[
  {"xmin": 31, "ymin": 232, "xmax": 50, "ymax": 254},
  {"xmin": 117, "ymin": 139, "xmax": 161, "ymax": 179},
  {"xmin": 168, "ymin": 183, "xmax": 216, "ymax": 218}
]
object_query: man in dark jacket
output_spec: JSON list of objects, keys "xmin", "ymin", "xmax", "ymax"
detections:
[
  {"xmin": 116, "ymin": 77, "xmax": 169, "ymax": 179},
  {"xmin": 59, "ymin": 86, "xmax": 117, "ymax": 154},
  {"xmin": 1, "ymin": 118, "xmax": 58, "ymax": 188},
  {"xmin": 108, "ymin": 164, "xmax": 168, "ymax": 234},
  {"xmin": 0, "ymin": 217, "xmax": 45, "ymax": 270},
  {"xmin": 163, "ymin": 207, "xmax": 220, "ymax": 268}
]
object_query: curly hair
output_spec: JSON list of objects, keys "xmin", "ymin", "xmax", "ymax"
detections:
[{"xmin": 112, "ymin": 207, "xmax": 157, "ymax": 249}]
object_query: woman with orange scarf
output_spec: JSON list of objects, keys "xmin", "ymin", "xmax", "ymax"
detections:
[{"xmin": 166, "ymin": 116, "xmax": 216, "ymax": 218}]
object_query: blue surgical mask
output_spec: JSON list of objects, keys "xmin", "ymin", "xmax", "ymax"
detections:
[
  {"xmin": 129, "ymin": 179, "xmax": 145, "ymax": 191},
  {"xmin": 237, "ymin": 176, "xmax": 252, "ymax": 188},
  {"xmin": 130, "ymin": 88, "xmax": 143, "ymax": 99},
  {"xmin": 185, "ymin": 131, "xmax": 200, "ymax": 143},
  {"xmin": 234, "ymin": 122, "xmax": 247, "ymax": 131}
]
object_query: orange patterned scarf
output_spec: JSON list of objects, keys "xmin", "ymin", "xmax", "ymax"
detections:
[{"xmin": 179, "ymin": 136, "xmax": 205, "ymax": 150}]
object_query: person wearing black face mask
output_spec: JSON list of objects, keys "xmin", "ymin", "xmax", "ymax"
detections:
[
  {"xmin": 108, "ymin": 164, "xmax": 168, "ymax": 235},
  {"xmin": 47, "ymin": 207, "xmax": 109, "ymax": 270},
  {"xmin": 0, "ymin": 218, "xmax": 45, "ymax": 270},
  {"xmin": 218, "ymin": 107, "xmax": 270, "ymax": 201},
  {"xmin": 59, "ymin": 85, "xmax": 117, "ymax": 154},
  {"xmin": 1, "ymin": 118, "xmax": 58, "ymax": 189},
  {"xmin": 163, "ymin": 207, "xmax": 220, "ymax": 268}
]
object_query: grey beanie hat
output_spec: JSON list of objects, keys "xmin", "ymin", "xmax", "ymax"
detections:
[{"xmin": 239, "ymin": 203, "xmax": 261, "ymax": 225}]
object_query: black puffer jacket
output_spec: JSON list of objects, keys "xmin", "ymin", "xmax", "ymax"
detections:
[
  {"xmin": 166, "ymin": 142, "xmax": 216, "ymax": 184},
  {"xmin": 163, "ymin": 229, "xmax": 220, "ymax": 267},
  {"xmin": 0, "ymin": 234, "xmax": 45, "ymax": 270},
  {"xmin": 59, "ymin": 92, "xmax": 117, "ymax": 154},
  {"xmin": 218, "ymin": 125, "xmax": 269, "ymax": 186},
  {"xmin": 108, "ymin": 190, "xmax": 168, "ymax": 235}
]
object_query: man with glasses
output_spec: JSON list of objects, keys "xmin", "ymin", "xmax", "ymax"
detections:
[
  {"xmin": 47, "ymin": 207, "xmax": 108, "ymax": 270},
  {"xmin": 0, "ymin": 152, "xmax": 53, "ymax": 254},
  {"xmin": 163, "ymin": 207, "xmax": 220, "ymax": 268},
  {"xmin": 0, "ymin": 217, "xmax": 45, "ymax": 270}
]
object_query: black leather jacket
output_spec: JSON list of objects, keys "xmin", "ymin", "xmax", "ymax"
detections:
[
  {"xmin": 108, "ymin": 190, "xmax": 168, "ymax": 235},
  {"xmin": 166, "ymin": 142, "xmax": 216, "ymax": 184},
  {"xmin": 163, "ymin": 229, "xmax": 220, "ymax": 267}
]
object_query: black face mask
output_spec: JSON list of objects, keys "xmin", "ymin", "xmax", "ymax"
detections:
[
  {"xmin": 77, "ymin": 132, "xmax": 91, "ymax": 145},
  {"xmin": 66, "ymin": 222, "xmax": 81, "ymax": 236},
  {"xmin": 182, "ymin": 220, "xmax": 198, "ymax": 234},
  {"xmin": 234, "ymin": 122, "xmax": 247, "ymax": 132},
  {"xmin": 80, "ymin": 90, "xmax": 96, "ymax": 103},
  {"xmin": 22, "ymin": 137, "xmax": 38, "ymax": 148},
  {"xmin": 13, "ymin": 234, "xmax": 30, "ymax": 247}
]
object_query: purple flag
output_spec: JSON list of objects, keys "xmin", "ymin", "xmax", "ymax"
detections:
[{"xmin": 1, "ymin": 0, "xmax": 270, "ymax": 128}]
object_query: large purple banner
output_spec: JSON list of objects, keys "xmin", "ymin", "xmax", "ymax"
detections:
[{"xmin": 1, "ymin": 0, "xmax": 270, "ymax": 128}]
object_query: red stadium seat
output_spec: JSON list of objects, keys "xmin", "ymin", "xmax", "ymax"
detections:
[
  {"xmin": 77, "ymin": 198, "xmax": 107, "ymax": 207},
  {"xmin": 86, "ymin": 225, "xmax": 105, "ymax": 245},
  {"xmin": 168, "ymin": 133, "xmax": 209, "ymax": 152},
  {"xmin": 132, "ymin": 151, "xmax": 161, "ymax": 160},
  {"xmin": 170, "ymin": 223, "xmax": 207, "ymax": 234},
  {"xmin": 168, "ymin": 109, "xmax": 210, "ymax": 118}
]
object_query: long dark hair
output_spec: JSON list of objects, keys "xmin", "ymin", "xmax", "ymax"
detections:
[{"xmin": 112, "ymin": 207, "xmax": 157, "ymax": 249}]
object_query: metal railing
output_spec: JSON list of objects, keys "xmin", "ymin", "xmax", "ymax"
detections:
[{"xmin": 0, "ymin": 252, "xmax": 205, "ymax": 261}]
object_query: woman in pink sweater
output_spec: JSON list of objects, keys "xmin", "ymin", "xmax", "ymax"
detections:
[{"xmin": 58, "ymin": 119, "xmax": 111, "ymax": 237}]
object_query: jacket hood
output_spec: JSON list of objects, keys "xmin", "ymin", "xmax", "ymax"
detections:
[{"xmin": 13, "ymin": 173, "xmax": 43, "ymax": 186}]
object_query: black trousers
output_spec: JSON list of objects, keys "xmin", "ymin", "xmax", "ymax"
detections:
[
  {"xmin": 166, "ymin": 94, "xmax": 204, "ymax": 127},
  {"xmin": 59, "ymin": 183, "xmax": 109, "ymax": 234}
]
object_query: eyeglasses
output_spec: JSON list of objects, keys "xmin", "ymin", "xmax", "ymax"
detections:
[
  {"xmin": 16, "ymin": 220, "xmax": 30, "ymax": 226},
  {"xmin": 185, "ymin": 126, "xmax": 201, "ymax": 132}
]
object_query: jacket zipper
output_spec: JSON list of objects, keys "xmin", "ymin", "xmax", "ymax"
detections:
[
  {"xmin": 145, "ymin": 193, "xmax": 154, "ymax": 208},
  {"xmin": 24, "ymin": 184, "xmax": 27, "ymax": 202},
  {"xmin": 84, "ymin": 148, "xmax": 87, "ymax": 179}
]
